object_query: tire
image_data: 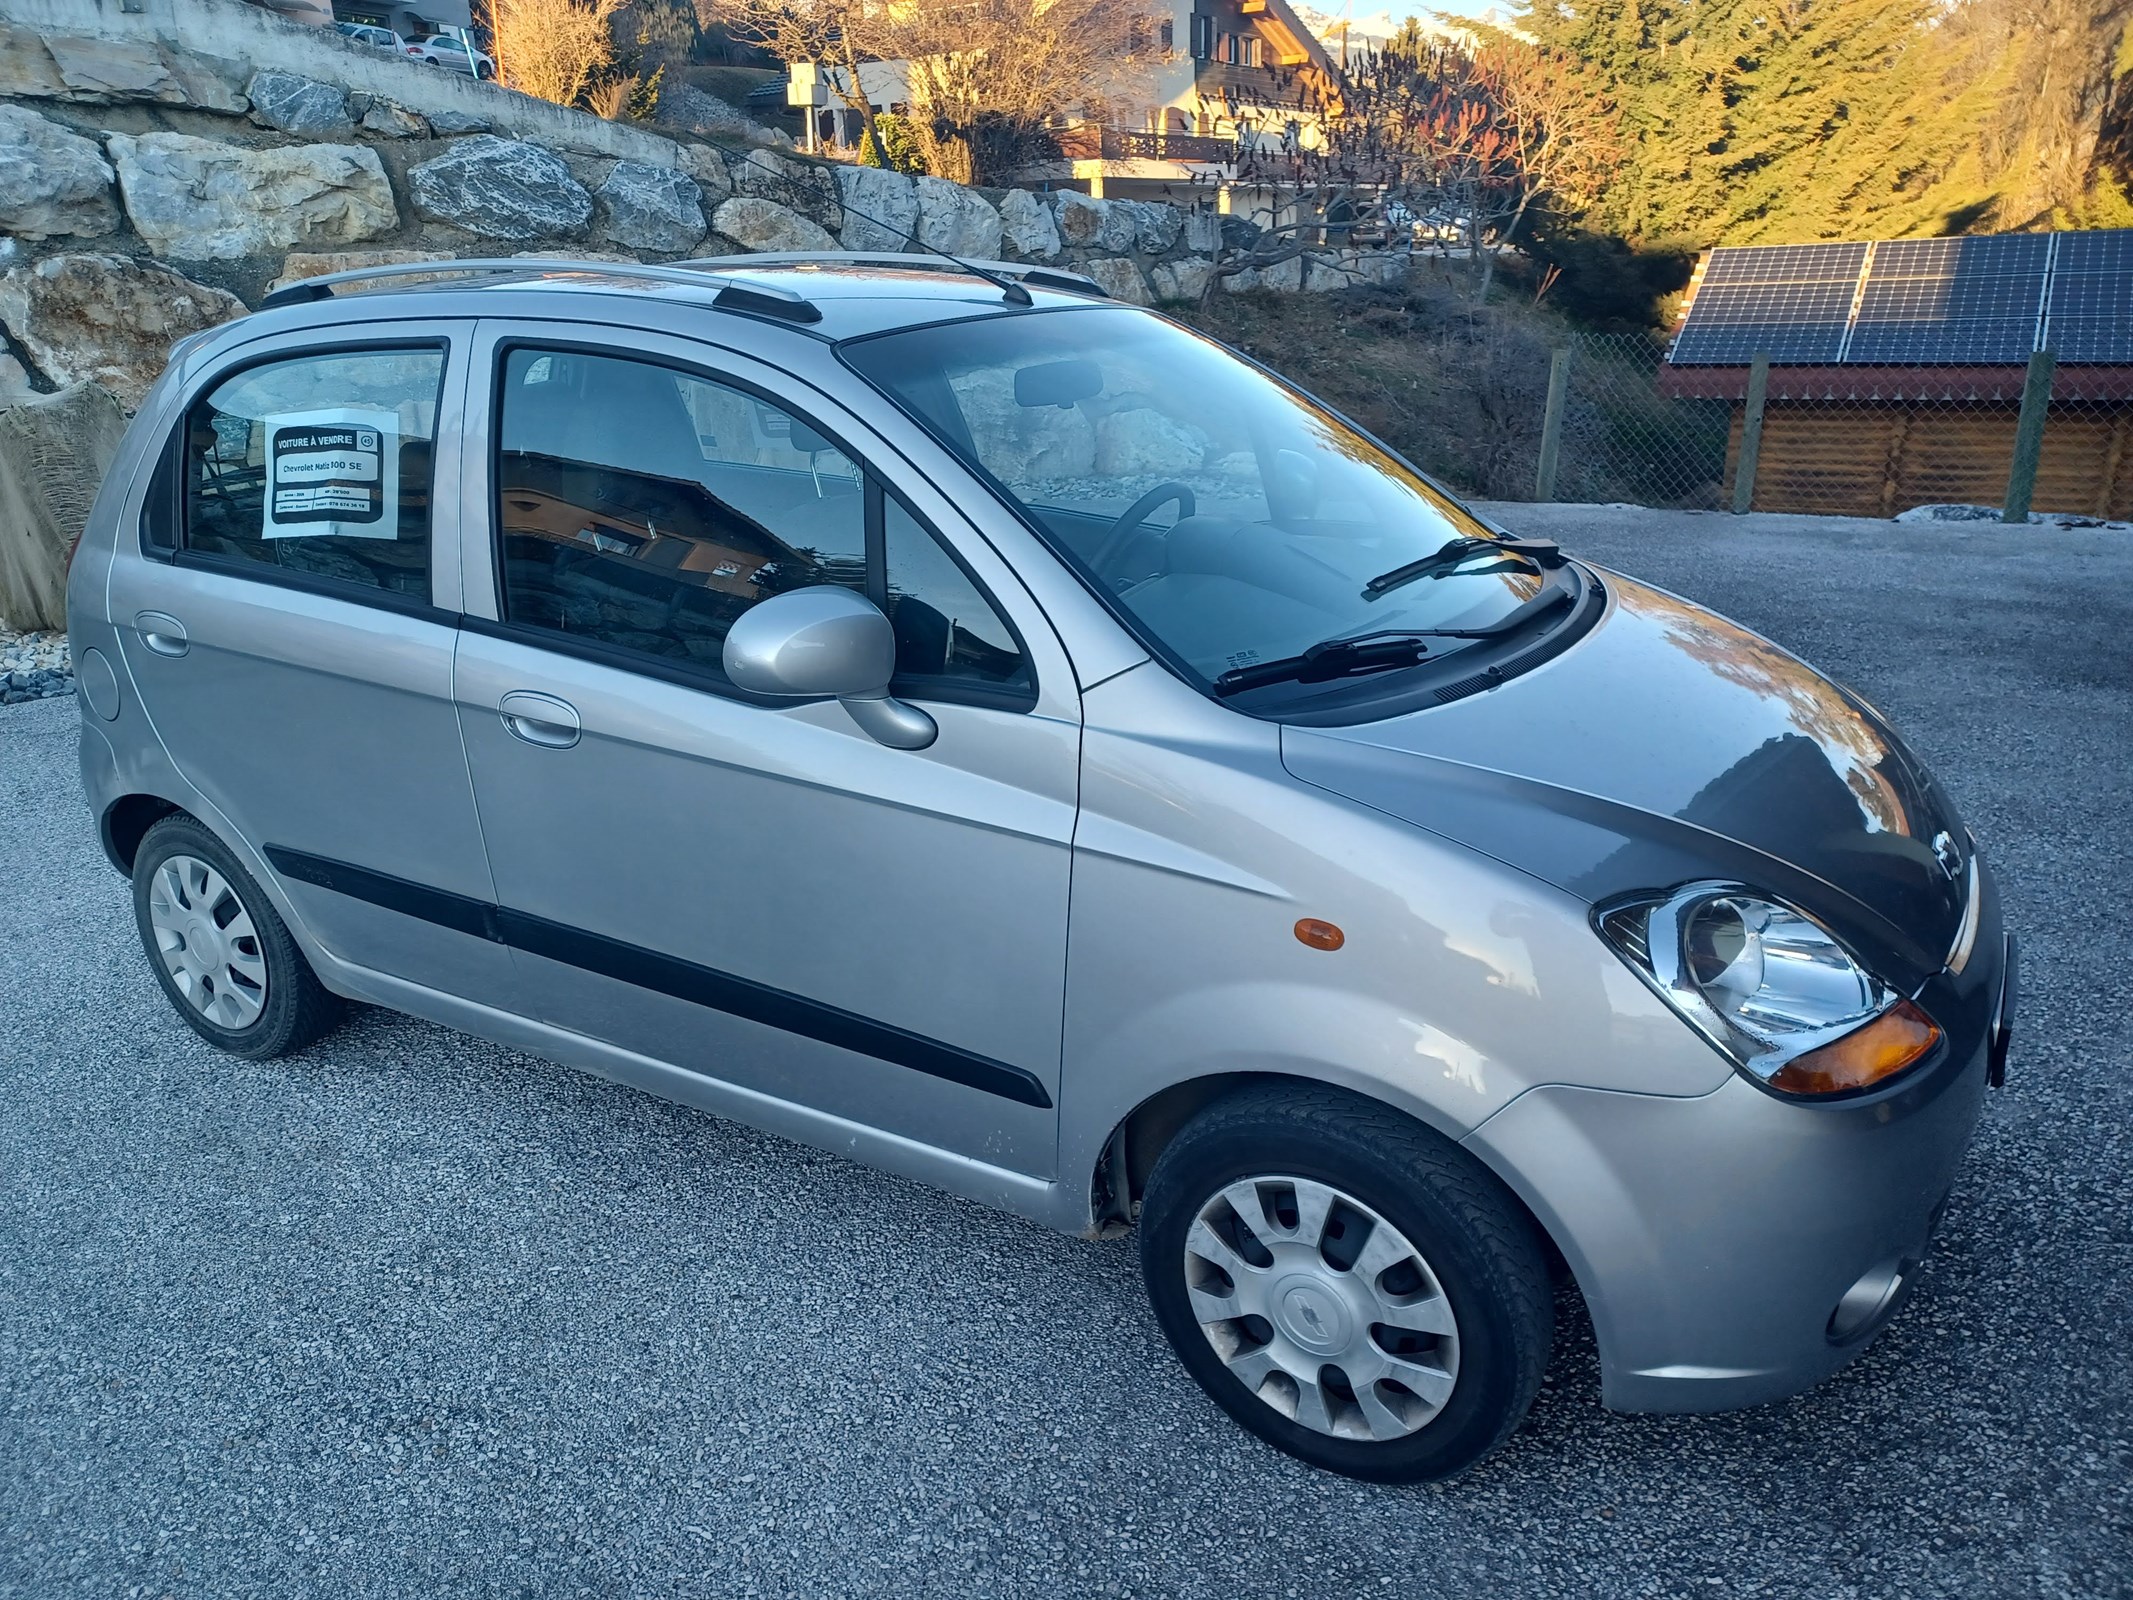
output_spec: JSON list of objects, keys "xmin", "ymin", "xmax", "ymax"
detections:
[
  {"xmin": 132, "ymin": 815, "xmax": 344, "ymax": 1060},
  {"xmin": 1139, "ymin": 1084, "xmax": 1553, "ymax": 1482}
]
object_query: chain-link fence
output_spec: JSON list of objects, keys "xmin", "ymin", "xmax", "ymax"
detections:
[{"xmin": 1433, "ymin": 332, "xmax": 2132, "ymax": 522}]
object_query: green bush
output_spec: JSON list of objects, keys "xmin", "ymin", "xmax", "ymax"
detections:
[{"xmin": 856, "ymin": 114, "xmax": 927, "ymax": 175}]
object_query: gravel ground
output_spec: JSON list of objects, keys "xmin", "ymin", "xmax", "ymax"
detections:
[
  {"xmin": 3, "ymin": 506, "xmax": 2129, "ymax": 1599},
  {"xmin": 0, "ymin": 627, "xmax": 70, "ymax": 705}
]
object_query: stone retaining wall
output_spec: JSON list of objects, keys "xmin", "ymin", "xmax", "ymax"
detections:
[{"xmin": 0, "ymin": 0, "xmax": 1411, "ymax": 629}]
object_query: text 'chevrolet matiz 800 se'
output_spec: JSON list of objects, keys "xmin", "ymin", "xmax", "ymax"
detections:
[{"xmin": 68, "ymin": 254, "xmax": 2016, "ymax": 1480}]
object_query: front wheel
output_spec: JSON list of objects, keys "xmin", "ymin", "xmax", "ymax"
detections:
[{"xmin": 1139, "ymin": 1085, "xmax": 1553, "ymax": 1481}]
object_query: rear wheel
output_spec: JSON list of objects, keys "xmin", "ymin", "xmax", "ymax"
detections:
[
  {"xmin": 1139, "ymin": 1084, "xmax": 1553, "ymax": 1481},
  {"xmin": 132, "ymin": 816, "xmax": 343, "ymax": 1059}
]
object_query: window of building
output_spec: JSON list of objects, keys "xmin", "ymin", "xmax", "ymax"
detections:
[
  {"xmin": 178, "ymin": 346, "xmax": 445, "ymax": 601},
  {"xmin": 1189, "ymin": 13, "xmax": 1211, "ymax": 58},
  {"xmin": 494, "ymin": 347, "xmax": 1031, "ymax": 702}
]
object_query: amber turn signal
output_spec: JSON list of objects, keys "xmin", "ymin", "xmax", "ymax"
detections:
[
  {"xmin": 1294, "ymin": 918, "xmax": 1346, "ymax": 951},
  {"xmin": 1768, "ymin": 998, "xmax": 1941, "ymax": 1096}
]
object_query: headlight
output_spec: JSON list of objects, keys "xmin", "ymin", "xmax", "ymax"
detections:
[{"xmin": 1597, "ymin": 884, "xmax": 1941, "ymax": 1097}]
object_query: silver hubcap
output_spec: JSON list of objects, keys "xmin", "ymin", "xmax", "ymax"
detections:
[
  {"xmin": 148, "ymin": 854, "xmax": 268, "ymax": 1030},
  {"xmin": 1184, "ymin": 1176, "xmax": 1460, "ymax": 1441}
]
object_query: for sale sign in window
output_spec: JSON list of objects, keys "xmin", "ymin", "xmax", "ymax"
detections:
[{"xmin": 262, "ymin": 406, "xmax": 401, "ymax": 540}]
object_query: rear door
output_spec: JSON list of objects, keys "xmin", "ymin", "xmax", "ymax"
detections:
[
  {"xmin": 107, "ymin": 323, "xmax": 518, "ymax": 1008},
  {"xmin": 448, "ymin": 321, "xmax": 1082, "ymax": 1176}
]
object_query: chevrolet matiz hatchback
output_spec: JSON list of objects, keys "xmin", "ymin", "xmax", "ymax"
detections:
[{"xmin": 69, "ymin": 255, "xmax": 2017, "ymax": 1480}]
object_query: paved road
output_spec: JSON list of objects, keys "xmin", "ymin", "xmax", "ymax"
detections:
[{"xmin": 4, "ymin": 508, "xmax": 2129, "ymax": 1599}]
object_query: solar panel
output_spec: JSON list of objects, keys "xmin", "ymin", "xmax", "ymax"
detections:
[
  {"xmin": 1700, "ymin": 242, "xmax": 1870, "ymax": 286},
  {"xmin": 1671, "ymin": 243, "xmax": 1867, "ymax": 364},
  {"xmin": 1844, "ymin": 234, "xmax": 2049, "ymax": 363},
  {"xmin": 2044, "ymin": 228, "xmax": 2133, "ymax": 363},
  {"xmin": 1672, "ymin": 230, "xmax": 2133, "ymax": 367}
]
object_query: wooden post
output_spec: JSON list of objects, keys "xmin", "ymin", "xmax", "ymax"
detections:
[
  {"xmin": 1732, "ymin": 352, "xmax": 1771, "ymax": 515},
  {"xmin": 2002, "ymin": 349, "xmax": 2056, "ymax": 524},
  {"xmin": 1534, "ymin": 346, "xmax": 1572, "ymax": 502}
]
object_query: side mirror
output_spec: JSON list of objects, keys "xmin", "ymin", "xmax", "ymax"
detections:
[{"xmin": 722, "ymin": 586, "xmax": 937, "ymax": 750}]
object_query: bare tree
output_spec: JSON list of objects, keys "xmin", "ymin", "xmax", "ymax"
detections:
[
  {"xmin": 485, "ymin": 0, "xmax": 631, "ymax": 107},
  {"xmin": 886, "ymin": 0, "xmax": 1167, "ymax": 185},
  {"xmin": 740, "ymin": 0, "xmax": 1164, "ymax": 185},
  {"xmin": 732, "ymin": 0, "xmax": 894, "ymax": 166},
  {"xmin": 1213, "ymin": 29, "xmax": 1615, "ymax": 302}
]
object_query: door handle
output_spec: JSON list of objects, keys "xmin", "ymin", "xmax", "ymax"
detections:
[
  {"xmin": 498, "ymin": 690, "xmax": 580, "ymax": 748},
  {"xmin": 134, "ymin": 611, "xmax": 188, "ymax": 657}
]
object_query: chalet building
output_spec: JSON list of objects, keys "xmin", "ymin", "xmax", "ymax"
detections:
[
  {"xmin": 1053, "ymin": 0, "xmax": 1341, "ymax": 201},
  {"xmin": 784, "ymin": 0, "xmax": 1339, "ymax": 205},
  {"xmin": 1660, "ymin": 231, "xmax": 2133, "ymax": 519}
]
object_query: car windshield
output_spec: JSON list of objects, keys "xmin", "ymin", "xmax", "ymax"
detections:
[{"xmin": 842, "ymin": 306, "xmax": 1541, "ymax": 687}]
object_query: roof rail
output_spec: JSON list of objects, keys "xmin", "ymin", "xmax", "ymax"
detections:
[
  {"xmin": 256, "ymin": 257, "xmax": 824, "ymax": 324},
  {"xmin": 685, "ymin": 252, "xmax": 1110, "ymax": 299}
]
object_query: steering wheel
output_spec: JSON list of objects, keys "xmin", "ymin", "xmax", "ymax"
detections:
[{"xmin": 1091, "ymin": 482, "xmax": 1196, "ymax": 575}]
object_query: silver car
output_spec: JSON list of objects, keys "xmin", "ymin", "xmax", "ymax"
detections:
[{"xmin": 68, "ymin": 255, "xmax": 2016, "ymax": 1481}]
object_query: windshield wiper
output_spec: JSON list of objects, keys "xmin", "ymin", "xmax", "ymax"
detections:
[
  {"xmin": 1362, "ymin": 534, "xmax": 1566, "ymax": 600},
  {"xmin": 1213, "ymin": 583, "xmax": 1575, "ymax": 697}
]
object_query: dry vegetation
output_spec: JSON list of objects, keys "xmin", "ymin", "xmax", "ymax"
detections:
[{"xmin": 1179, "ymin": 278, "xmax": 1727, "ymax": 507}]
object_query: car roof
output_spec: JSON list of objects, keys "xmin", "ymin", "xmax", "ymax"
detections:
[{"xmin": 253, "ymin": 254, "xmax": 1125, "ymax": 344}]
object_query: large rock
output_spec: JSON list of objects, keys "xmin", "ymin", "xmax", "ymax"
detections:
[
  {"xmin": 1094, "ymin": 404, "xmax": 1205, "ymax": 476},
  {"xmin": 1150, "ymin": 257, "xmax": 1214, "ymax": 303},
  {"xmin": 1113, "ymin": 199, "xmax": 1182, "ymax": 254},
  {"xmin": 0, "ymin": 106, "xmax": 118, "ymax": 241},
  {"xmin": 949, "ymin": 367, "xmax": 1095, "ymax": 480},
  {"xmin": 109, "ymin": 132, "xmax": 397, "ymax": 260},
  {"xmin": 0, "ymin": 381, "xmax": 127, "ymax": 631},
  {"xmin": 598, "ymin": 162, "xmax": 706, "ymax": 253},
  {"xmin": 0, "ymin": 26, "xmax": 66, "ymax": 98},
  {"xmin": 711, "ymin": 196, "xmax": 835, "ymax": 253},
  {"xmin": 998, "ymin": 188, "xmax": 1060, "ymax": 260},
  {"xmin": 914, "ymin": 177, "xmax": 1002, "ymax": 258},
  {"xmin": 1080, "ymin": 256, "xmax": 1151, "ymax": 305},
  {"xmin": 835, "ymin": 164, "xmax": 919, "ymax": 252},
  {"xmin": 727, "ymin": 149, "xmax": 841, "ymax": 230},
  {"xmin": 1258, "ymin": 253, "xmax": 1305, "ymax": 292},
  {"xmin": 426, "ymin": 109, "xmax": 491, "ymax": 135},
  {"xmin": 1054, "ymin": 190, "xmax": 1134, "ymax": 252},
  {"xmin": 245, "ymin": 70, "xmax": 351, "ymax": 137},
  {"xmin": 356, "ymin": 99, "xmax": 430, "ymax": 139},
  {"xmin": 43, "ymin": 35, "xmax": 178, "ymax": 102},
  {"xmin": 676, "ymin": 143, "xmax": 736, "ymax": 204},
  {"xmin": 0, "ymin": 254, "xmax": 243, "ymax": 412},
  {"xmin": 409, "ymin": 135, "xmax": 593, "ymax": 242},
  {"xmin": 1183, "ymin": 206, "xmax": 1222, "ymax": 254}
]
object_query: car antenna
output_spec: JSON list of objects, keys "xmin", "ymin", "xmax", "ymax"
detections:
[{"xmin": 731, "ymin": 150, "xmax": 1032, "ymax": 306}]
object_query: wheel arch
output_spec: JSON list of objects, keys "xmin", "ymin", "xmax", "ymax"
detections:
[
  {"xmin": 100, "ymin": 792, "xmax": 184, "ymax": 875},
  {"xmin": 1092, "ymin": 1072, "xmax": 1578, "ymax": 1292}
]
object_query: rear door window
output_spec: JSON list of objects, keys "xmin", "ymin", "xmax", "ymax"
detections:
[{"xmin": 178, "ymin": 346, "xmax": 445, "ymax": 601}]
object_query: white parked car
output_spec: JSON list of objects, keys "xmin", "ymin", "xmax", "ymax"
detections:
[
  {"xmin": 334, "ymin": 20, "xmax": 406, "ymax": 53},
  {"xmin": 406, "ymin": 32, "xmax": 495, "ymax": 78}
]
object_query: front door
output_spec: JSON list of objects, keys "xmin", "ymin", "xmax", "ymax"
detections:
[
  {"xmin": 107, "ymin": 326, "xmax": 518, "ymax": 1008},
  {"xmin": 449, "ymin": 325, "xmax": 1081, "ymax": 1176}
]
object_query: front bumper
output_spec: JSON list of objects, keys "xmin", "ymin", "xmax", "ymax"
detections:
[{"xmin": 1464, "ymin": 876, "xmax": 2010, "ymax": 1414}]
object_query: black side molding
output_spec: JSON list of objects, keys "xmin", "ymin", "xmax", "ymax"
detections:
[{"xmin": 263, "ymin": 846, "xmax": 1053, "ymax": 1109}]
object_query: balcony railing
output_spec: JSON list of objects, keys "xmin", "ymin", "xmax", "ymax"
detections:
[{"xmin": 1055, "ymin": 126, "xmax": 1238, "ymax": 164}]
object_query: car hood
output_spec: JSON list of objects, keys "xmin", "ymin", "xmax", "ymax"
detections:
[{"xmin": 1280, "ymin": 570, "xmax": 1970, "ymax": 988}]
